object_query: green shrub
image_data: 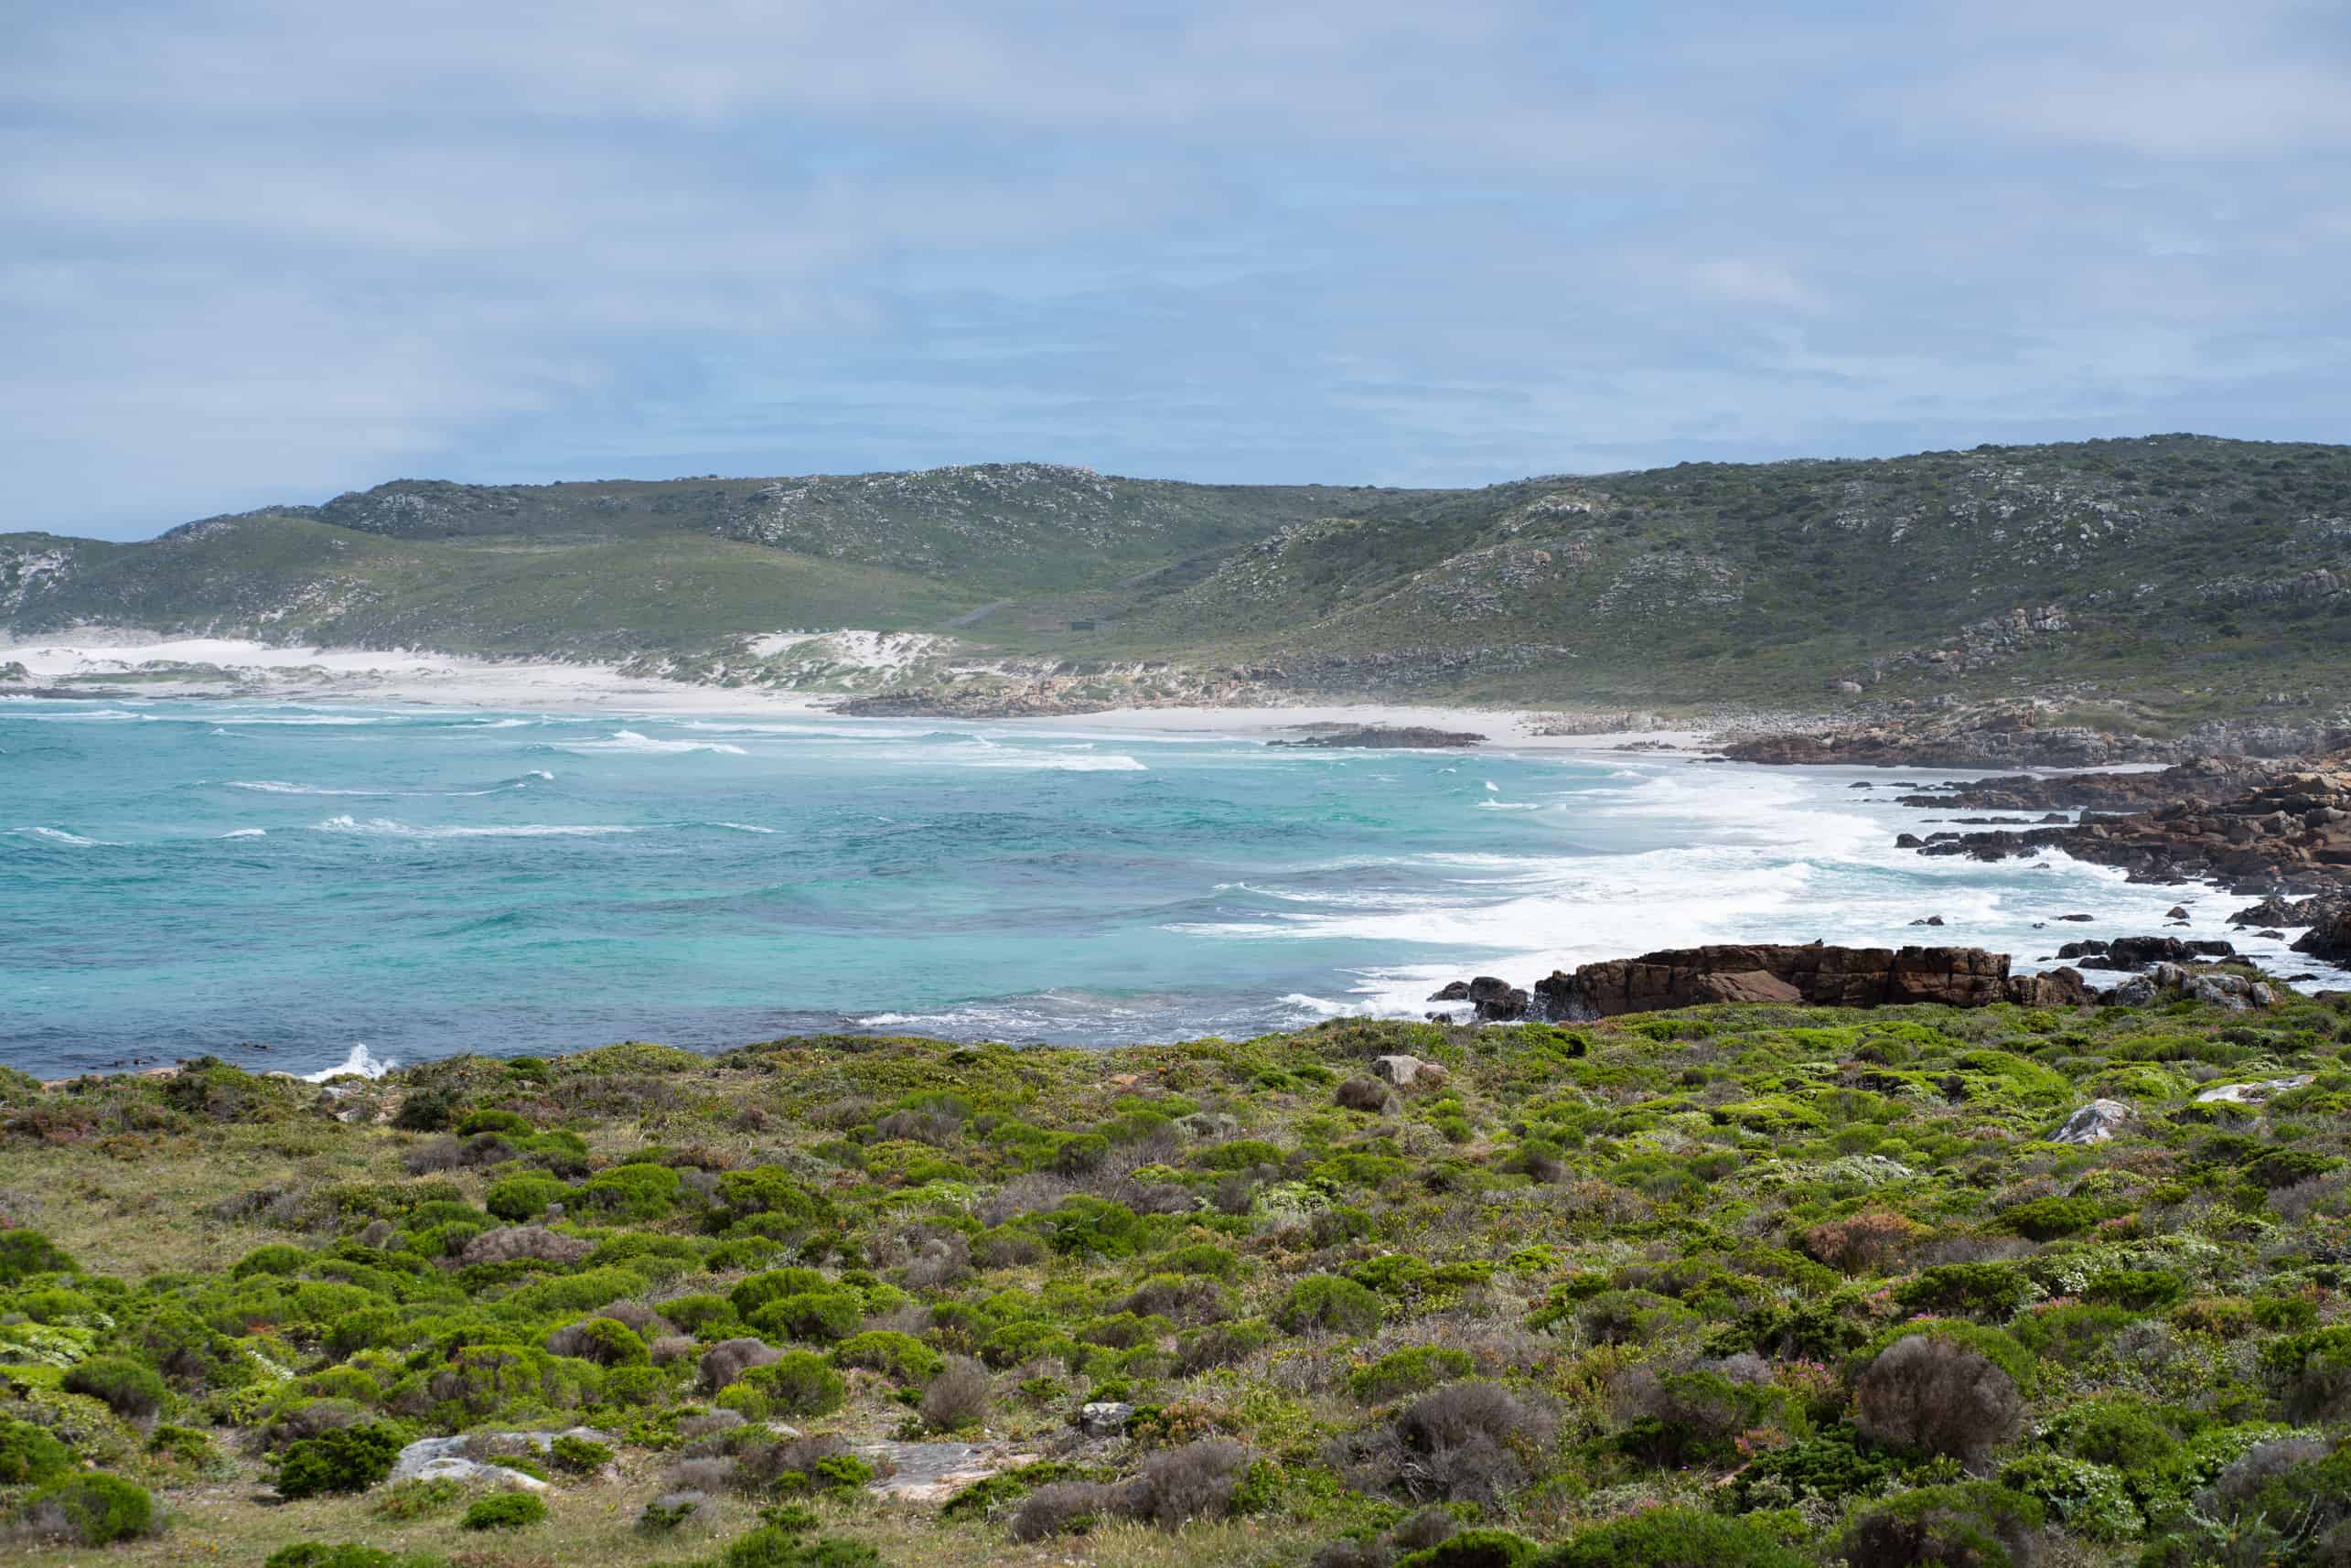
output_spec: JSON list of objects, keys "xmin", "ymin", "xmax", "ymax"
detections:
[
  {"xmin": 738, "ymin": 1352, "xmax": 846, "ymax": 1418},
  {"xmin": 61, "ymin": 1355, "xmax": 168, "ymax": 1419},
  {"xmin": 0, "ymin": 1228, "xmax": 76, "ymax": 1283},
  {"xmin": 266, "ymin": 1546, "xmax": 443, "ymax": 1568},
  {"xmin": 232, "ymin": 1242, "xmax": 313, "ymax": 1278},
  {"xmin": 1275, "ymin": 1274, "xmax": 1383, "ymax": 1335},
  {"xmin": 1838, "ymin": 1482, "xmax": 2044, "ymax": 1568},
  {"xmin": 484, "ymin": 1173, "xmax": 571, "ymax": 1221},
  {"xmin": 2052, "ymin": 1396, "xmax": 2181, "ymax": 1470},
  {"xmin": 2080, "ymin": 1268, "xmax": 2185, "ymax": 1311},
  {"xmin": 728, "ymin": 1267, "xmax": 831, "ymax": 1318},
  {"xmin": 1537, "ymin": 1507, "xmax": 1807, "ymax": 1568},
  {"xmin": 1992, "ymin": 1196, "xmax": 2107, "ymax": 1240},
  {"xmin": 1895, "ymin": 1263, "xmax": 2034, "ymax": 1321},
  {"xmin": 550, "ymin": 1434, "xmax": 613, "ymax": 1473},
  {"xmin": 1396, "ymin": 1529, "xmax": 1540, "ymax": 1568},
  {"xmin": 146, "ymin": 1423, "xmax": 215, "ymax": 1466},
  {"xmin": 748, "ymin": 1288, "xmax": 864, "ymax": 1344},
  {"xmin": 2259, "ymin": 1325, "xmax": 2351, "ymax": 1423},
  {"xmin": 276, "ymin": 1423, "xmax": 403, "ymax": 1498},
  {"xmin": 717, "ymin": 1528, "xmax": 883, "ymax": 1567},
  {"xmin": 23, "ymin": 1472, "xmax": 154, "ymax": 1546},
  {"xmin": 1349, "ymin": 1346, "xmax": 1476, "ymax": 1403},
  {"xmin": 1995, "ymin": 1453, "xmax": 2143, "ymax": 1541},
  {"xmin": 577, "ymin": 1162, "xmax": 683, "ymax": 1220},
  {"xmin": 0, "ymin": 1418, "xmax": 75, "ymax": 1486},
  {"xmin": 832, "ymin": 1329, "xmax": 942, "ymax": 1382},
  {"xmin": 460, "ymin": 1491, "xmax": 548, "ymax": 1530},
  {"xmin": 1723, "ymin": 1425, "xmax": 1897, "ymax": 1509}
]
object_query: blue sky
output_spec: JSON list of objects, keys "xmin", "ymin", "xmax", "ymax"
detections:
[{"xmin": 6, "ymin": 1, "xmax": 2348, "ymax": 540}]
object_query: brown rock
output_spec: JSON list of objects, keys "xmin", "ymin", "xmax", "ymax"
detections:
[{"xmin": 1531, "ymin": 942, "xmax": 2023, "ymax": 1019}]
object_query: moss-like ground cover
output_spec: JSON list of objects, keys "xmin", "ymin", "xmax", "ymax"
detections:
[{"xmin": 1, "ymin": 995, "xmax": 2347, "ymax": 1567}]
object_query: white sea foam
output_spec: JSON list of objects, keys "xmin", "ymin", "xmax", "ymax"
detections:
[
  {"xmin": 12, "ymin": 826, "xmax": 122, "ymax": 846},
  {"xmin": 470, "ymin": 718, "xmax": 531, "ymax": 728},
  {"xmin": 710, "ymin": 822, "xmax": 777, "ymax": 833},
  {"xmin": 1278, "ymin": 993, "xmax": 1357, "ymax": 1017},
  {"xmin": 559, "ymin": 729, "xmax": 747, "ymax": 756},
  {"xmin": 960, "ymin": 753, "xmax": 1147, "ymax": 771},
  {"xmin": 230, "ymin": 772, "xmax": 551, "ymax": 798},
  {"xmin": 315, "ymin": 815, "xmax": 635, "ymax": 838},
  {"xmin": 219, "ymin": 828, "xmax": 267, "ymax": 839},
  {"xmin": 302, "ymin": 1043, "xmax": 395, "ymax": 1081}
]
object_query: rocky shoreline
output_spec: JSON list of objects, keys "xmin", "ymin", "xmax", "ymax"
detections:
[
  {"xmin": 1894, "ymin": 757, "xmax": 2351, "ymax": 962},
  {"xmin": 1426, "ymin": 937, "xmax": 2304, "ymax": 1026}
]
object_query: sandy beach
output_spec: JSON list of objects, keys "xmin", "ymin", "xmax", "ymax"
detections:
[{"xmin": 2, "ymin": 635, "xmax": 1717, "ymax": 752}]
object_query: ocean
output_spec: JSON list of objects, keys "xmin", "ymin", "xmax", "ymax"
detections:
[{"xmin": 0, "ymin": 696, "xmax": 2321, "ymax": 1079}]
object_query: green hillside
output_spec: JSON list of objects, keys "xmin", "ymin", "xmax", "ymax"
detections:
[{"xmin": 8, "ymin": 438, "xmax": 2351, "ymax": 712}]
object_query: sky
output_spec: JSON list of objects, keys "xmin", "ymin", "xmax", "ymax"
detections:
[{"xmin": 5, "ymin": 1, "xmax": 2349, "ymax": 540}]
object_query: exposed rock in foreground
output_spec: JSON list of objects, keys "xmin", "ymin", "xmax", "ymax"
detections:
[
  {"xmin": 1528, "ymin": 943, "xmax": 2090, "ymax": 1019},
  {"xmin": 1268, "ymin": 725, "xmax": 1485, "ymax": 749}
]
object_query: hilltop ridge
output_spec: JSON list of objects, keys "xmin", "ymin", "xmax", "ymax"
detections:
[{"xmin": 8, "ymin": 436, "xmax": 2351, "ymax": 728}]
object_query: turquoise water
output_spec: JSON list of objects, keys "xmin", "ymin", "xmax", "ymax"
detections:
[{"xmin": 0, "ymin": 697, "xmax": 2303, "ymax": 1078}]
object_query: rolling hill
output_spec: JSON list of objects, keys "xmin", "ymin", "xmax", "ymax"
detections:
[{"xmin": 7, "ymin": 436, "xmax": 2351, "ymax": 720}]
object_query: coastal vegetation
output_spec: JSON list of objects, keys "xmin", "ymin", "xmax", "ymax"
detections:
[
  {"xmin": 2, "ymin": 989, "xmax": 2347, "ymax": 1566},
  {"xmin": 9, "ymin": 435, "xmax": 2351, "ymax": 720}
]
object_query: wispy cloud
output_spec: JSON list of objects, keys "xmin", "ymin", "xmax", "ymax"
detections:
[{"xmin": 3, "ymin": 0, "xmax": 2346, "ymax": 537}]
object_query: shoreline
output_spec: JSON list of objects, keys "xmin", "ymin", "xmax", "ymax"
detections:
[{"xmin": 1, "ymin": 634, "xmax": 1724, "ymax": 753}]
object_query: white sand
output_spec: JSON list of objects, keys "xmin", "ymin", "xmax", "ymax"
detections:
[
  {"xmin": 2, "ymin": 634, "xmax": 1713, "ymax": 748},
  {"xmin": 998, "ymin": 703, "xmax": 1713, "ymax": 754}
]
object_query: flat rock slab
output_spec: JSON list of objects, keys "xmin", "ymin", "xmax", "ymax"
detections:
[
  {"xmin": 386, "ymin": 1426, "xmax": 612, "ymax": 1492},
  {"xmin": 855, "ymin": 1440, "xmax": 1036, "ymax": 1504},
  {"xmin": 2194, "ymin": 1075, "xmax": 2315, "ymax": 1105}
]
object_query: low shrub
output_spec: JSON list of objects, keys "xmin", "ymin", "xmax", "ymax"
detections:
[
  {"xmin": 1394, "ymin": 1528, "xmax": 1538, "ymax": 1568},
  {"xmin": 831, "ymin": 1329, "xmax": 941, "ymax": 1382},
  {"xmin": 20, "ymin": 1472, "xmax": 155, "ymax": 1547},
  {"xmin": 1385, "ymin": 1381, "xmax": 1556, "ymax": 1506},
  {"xmin": 1277, "ymin": 1274, "xmax": 1383, "ymax": 1335},
  {"xmin": 736, "ymin": 1351, "xmax": 845, "ymax": 1418},
  {"xmin": 919, "ymin": 1355, "xmax": 993, "ymax": 1432},
  {"xmin": 1350, "ymin": 1346, "xmax": 1476, "ymax": 1404},
  {"xmin": 1536, "ymin": 1507, "xmax": 1807, "ymax": 1568},
  {"xmin": 0, "ymin": 1228, "xmax": 75, "ymax": 1284},
  {"xmin": 459, "ymin": 1491, "xmax": 548, "ymax": 1530},
  {"xmin": 265, "ymin": 1546, "xmax": 443, "ymax": 1568},
  {"xmin": 1839, "ymin": 1481, "xmax": 2045, "ymax": 1568},
  {"xmin": 2260, "ymin": 1325, "xmax": 2351, "ymax": 1424},
  {"xmin": 61, "ymin": 1354, "xmax": 168, "ymax": 1420},
  {"xmin": 551, "ymin": 1434, "xmax": 613, "ymax": 1473},
  {"xmin": 1855, "ymin": 1332, "xmax": 2024, "ymax": 1469},
  {"xmin": 276, "ymin": 1423, "xmax": 403, "ymax": 1498},
  {"xmin": 0, "ymin": 1418, "xmax": 74, "ymax": 1487}
]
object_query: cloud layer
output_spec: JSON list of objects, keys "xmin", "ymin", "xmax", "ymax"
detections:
[{"xmin": 6, "ymin": 0, "xmax": 2347, "ymax": 537}]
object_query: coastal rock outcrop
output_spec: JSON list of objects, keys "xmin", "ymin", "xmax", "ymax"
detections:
[
  {"xmin": 2292, "ymin": 907, "xmax": 2351, "ymax": 961},
  {"xmin": 1268, "ymin": 725, "xmax": 1485, "ymax": 749},
  {"xmin": 1525, "ymin": 943, "xmax": 2082, "ymax": 1019},
  {"xmin": 1906, "ymin": 759, "xmax": 2351, "ymax": 906}
]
